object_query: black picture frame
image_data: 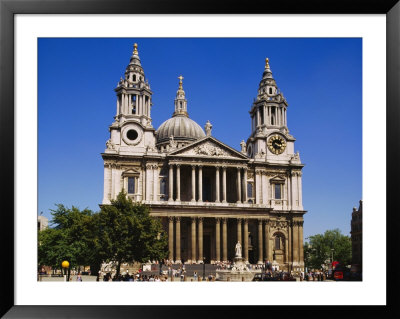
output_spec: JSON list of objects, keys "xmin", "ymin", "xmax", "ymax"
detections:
[{"xmin": 1, "ymin": 0, "xmax": 398, "ymax": 317}]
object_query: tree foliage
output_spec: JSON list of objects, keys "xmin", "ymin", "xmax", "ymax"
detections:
[
  {"xmin": 304, "ymin": 229, "xmax": 352, "ymax": 270},
  {"xmin": 95, "ymin": 190, "xmax": 168, "ymax": 276},
  {"xmin": 38, "ymin": 205, "xmax": 95, "ymax": 270},
  {"xmin": 38, "ymin": 191, "xmax": 168, "ymax": 276}
]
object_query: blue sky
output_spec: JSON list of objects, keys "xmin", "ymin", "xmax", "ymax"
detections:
[{"xmin": 38, "ymin": 38, "xmax": 362, "ymax": 239}]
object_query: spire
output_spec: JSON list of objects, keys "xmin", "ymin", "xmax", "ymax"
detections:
[
  {"xmin": 129, "ymin": 43, "xmax": 142, "ymax": 67},
  {"xmin": 262, "ymin": 57, "xmax": 273, "ymax": 80},
  {"xmin": 173, "ymin": 75, "xmax": 188, "ymax": 117},
  {"xmin": 256, "ymin": 57, "xmax": 279, "ymax": 100},
  {"xmin": 265, "ymin": 57, "xmax": 270, "ymax": 70},
  {"xmin": 121, "ymin": 43, "xmax": 148, "ymax": 88}
]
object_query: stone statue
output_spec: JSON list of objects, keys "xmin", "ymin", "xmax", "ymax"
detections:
[
  {"xmin": 106, "ymin": 139, "xmax": 114, "ymax": 150},
  {"xmin": 235, "ymin": 241, "xmax": 242, "ymax": 258},
  {"xmin": 204, "ymin": 120, "xmax": 212, "ymax": 136},
  {"xmin": 169, "ymin": 135, "xmax": 177, "ymax": 149},
  {"xmin": 240, "ymin": 140, "xmax": 246, "ymax": 154}
]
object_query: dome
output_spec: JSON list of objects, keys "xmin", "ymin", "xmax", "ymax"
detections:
[{"xmin": 156, "ymin": 115, "xmax": 205, "ymax": 144}]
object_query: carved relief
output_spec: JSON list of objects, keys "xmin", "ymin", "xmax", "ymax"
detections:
[
  {"xmin": 270, "ymin": 220, "xmax": 288, "ymax": 229},
  {"xmin": 194, "ymin": 143, "xmax": 229, "ymax": 157}
]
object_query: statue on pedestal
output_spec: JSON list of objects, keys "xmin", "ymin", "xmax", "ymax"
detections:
[{"xmin": 235, "ymin": 241, "xmax": 242, "ymax": 258}]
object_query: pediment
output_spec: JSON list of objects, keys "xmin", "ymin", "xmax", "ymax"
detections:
[
  {"xmin": 121, "ymin": 168, "xmax": 141, "ymax": 176},
  {"xmin": 270, "ymin": 175, "xmax": 286, "ymax": 182},
  {"xmin": 169, "ymin": 137, "xmax": 248, "ymax": 160}
]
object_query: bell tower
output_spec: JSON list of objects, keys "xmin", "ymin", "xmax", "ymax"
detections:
[
  {"xmin": 115, "ymin": 43, "xmax": 153, "ymax": 121},
  {"xmin": 246, "ymin": 58, "xmax": 298, "ymax": 164},
  {"xmin": 105, "ymin": 43, "xmax": 157, "ymax": 156}
]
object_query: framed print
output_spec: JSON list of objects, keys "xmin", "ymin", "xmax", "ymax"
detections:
[{"xmin": 1, "ymin": 0, "xmax": 399, "ymax": 317}]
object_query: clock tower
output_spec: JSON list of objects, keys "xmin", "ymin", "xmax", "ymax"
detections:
[{"xmin": 246, "ymin": 58, "xmax": 298, "ymax": 165}]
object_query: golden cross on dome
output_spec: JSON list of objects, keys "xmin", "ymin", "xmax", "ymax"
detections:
[
  {"xmin": 265, "ymin": 57, "xmax": 270, "ymax": 68},
  {"xmin": 133, "ymin": 43, "xmax": 138, "ymax": 55},
  {"xmin": 178, "ymin": 75, "xmax": 184, "ymax": 88}
]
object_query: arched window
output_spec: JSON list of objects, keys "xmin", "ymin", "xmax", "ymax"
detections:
[
  {"xmin": 133, "ymin": 74, "xmax": 136, "ymax": 81},
  {"xmin": 275, "ymin": 236, "xmax": 281, "ymax": 249},
  {"xmin": 269, "ymin": 87, "xmax": 273, "ymax": 94}
]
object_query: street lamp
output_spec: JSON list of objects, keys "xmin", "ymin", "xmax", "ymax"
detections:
[
  {"xmin": 203, "ymin": 257, "xmax": 206, "ymax": 281},
  {"xmin": 61, "ymin": 260, "xmax": 70, "ymax": 282},
  {"xmin": 331, "ymin": 248, "xmax": 334, "ymax": 263}
]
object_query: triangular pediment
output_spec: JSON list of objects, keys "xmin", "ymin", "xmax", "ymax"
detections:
[
  {"xmin": 121, "ymin": 168, "xmax": 141, "ymax": 176},
  {"xmin": 270, "ymin": 175, "xmax": 285, "ymax": 182},
  {"xmin": 169, "ymin": 137, "xmax": 248, "ymax": 160}
]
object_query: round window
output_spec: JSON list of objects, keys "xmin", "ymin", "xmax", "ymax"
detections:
[{"xmin": 127, "ymin": 129, "xmax": 138, "ymax": 141}]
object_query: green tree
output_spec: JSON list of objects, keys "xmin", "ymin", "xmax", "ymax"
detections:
[
  {"xmin": 94, "ymin": 190, "xmax": 168, "ymax": 276},
  {"xmin": 304, "ymin": 229, "xmax": 351, "ymax": 270},
  {"xmin": 38, "ymin": 205, "xmax": 96, "ymax": 272}
]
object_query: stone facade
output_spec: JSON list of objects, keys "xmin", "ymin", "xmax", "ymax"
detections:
[
  {"xmin": 38, "ymin": 215, "xmax": 48, "ymax": 231},
  {"xmin": 351, "ymin": 200, "xmax": 362, "ymax": 269},
  {"xmin": 101, "ymin": 45, "xmax": 306, "ymax": 271}
]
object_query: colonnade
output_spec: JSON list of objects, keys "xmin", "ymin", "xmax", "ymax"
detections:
[
  {"xmin": 166, "ymin": 216, "xmax": 304, "ymax": 267},
  {"xmin": 117, "ymin": 92, "xmax": 151, "ymax": 118},
  {"xmin": 168, "ymin": 164, "xmax": 248, "ymax": 203},
  {"xmin": 252, "ymin": 105, "xmax": 287, "ymax": 131}
]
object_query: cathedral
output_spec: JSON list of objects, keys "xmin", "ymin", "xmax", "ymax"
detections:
[{"xmin": 101, "ymin": 44, "xmax": 306, "ymax": 271}]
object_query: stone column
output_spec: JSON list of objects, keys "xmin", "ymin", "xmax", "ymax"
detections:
[
  {"xmin": 168, "ymin": 164, "xmax": 174, "ymax": 202},
  {"xmin": 116, "ymin": 96, "xmax": 120, "ymax": 116},
  {"xmin": 198, "ymin": 166, "xmax": 203, "ymax": 202},
  {"xmin": 287, "ymin": 174, "xmax": 292, "ymax": 210},
  {"xmin": 175, "ymin": 217, "xmax": 181, "ymax": 263},
  {"xmin": 236, "ymin": 168, "xmax": 242, "ymax": 203},
  {"xmin": 255, "ymin": 170, "xmax": 261, "ymax": 204},
  {"xmin": 222, "ymin": 218, "xmax": 227, "ymax": 261},
  {"xmin": 243, "ymin": 168, "xmax": 248, "ymax": 203},
  {"xmin": 295, "ymin": 221, "xmax": 300, "ymax": 265},
  {"xmin": 215, "ymin": 218, "xmax": 221, "ymax": 262},
  {"xmin": 176, "ymin": 164, "xmax": 181, "ymax": 202},
  {"xmin": 110, "ymin": 166, "xmax": 115, "ymax": 199},
  {"xmin": 298, "ymin": 172, "xmax": 303, "ymax": 209},
  {"xmin": 291, "ymin": 172, "xmax": 298, "ymax": 208},
  {"xmin": 237, "ymin": 218, "xmax": 242, "ymax": 244},
  {"xmin": 191, "ymin": 165, "xmax": 196, "ymax": 202},
  {"xmin": 265, "ymin": 173, "xmax": 270, "ymax": 207},
  {"xmin": 103, "ymin": 164, "xmax": 111, "ymax": 204},
  {"xmin": 168, "ymin": 217, "xmax": 174, "ymax": 261},
  {"xmin": 288, "ymin": 221, "xmax": 292, "ymax": 268},
  {"xmin": 145, "ymin": 164, "xmax": 152, "ymax": 201},
  {"xmin": 222, "ymin": 167, "xmax": 227, "ymax": 203},
  {"xmin": 299, "ymin": 221, "xmax": 304, "ymax": 267},
  {"xmin": 293, "ymin": 221, "xmax": 299, "ymax": 265},
  {"xmin": 191, "ymin": 217, "xmax": 197, "ymax": 262},
  {"xmin": 258, "ymin": 219, "xmax": 263, "ymax": 263},
  {"xmin": 198, "ymin": 217, "xmax": 203, "ymax": 262},
  {"xmin": 215, "ymin": 167, "xmax": 220, "ymax": 203},
  {"xmin": 264, "ymin": 220, "xmax": 270, "ymax": 262},
  {"xmin": 153, "ymin": 164, "xmax": 158, "ymax": 201},
  {"xmin": 261, "ymin": 172, "xmax": 267, "ymax": 205},
  {"xmin": 263, "ymin": 105, "xmax": 267, "ymax": 125},
  {"xmin": 243, "ymin": 219, "xmax": 249, "ymax": 262},
  {"xmin": 141, "ymin": 168, "xmax": 145, "ymax": 201},
  {"xmin": 285, "ymin": 237, "xmax": 289, "ymax": 265}
]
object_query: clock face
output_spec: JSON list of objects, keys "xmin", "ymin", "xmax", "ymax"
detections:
[{"xmin": 267, "ymin": 135, "xmax": 286, "ymax": 155}]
